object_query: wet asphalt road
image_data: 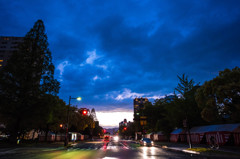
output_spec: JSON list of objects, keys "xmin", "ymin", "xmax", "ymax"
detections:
[
  {"xmin": 72, "ymin": 140, "xmax": 232, "ymax": 159},
  {"xmin": 0, "ymin": 140, "xmax": 238, "ymax": 159}
]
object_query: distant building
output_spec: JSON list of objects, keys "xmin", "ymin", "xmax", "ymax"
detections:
[
  {"xmin": 105, "ymin": 128, "xmax": 119, "ymax": 135},
  {"xmin": 133, "ymin": 97, "xmax": 149, "ymax": 122},
  {"xmin": 119, "ymin": 119, "xmax": 127, "ymax": 127},
  {"xmin": 0, "ymin": 36, "xmax": 24, "ymax": 69},
  {"xmin": 127, "ymin": 121, "xmax": 133, "ymax": 127}
]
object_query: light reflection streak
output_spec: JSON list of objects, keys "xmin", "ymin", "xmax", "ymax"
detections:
[
  {"xmin": 142, "ymin": 147, "xmax": 148, "ymax": 159},
  {"xmin": 107, "ymin": 146, "xmax": 119, "ymax": 152},
  {"xmin": 141, "ymin": 147, "xmax": 157, "ymax": 159},
  {"xmin": 103, "ymin": 142, "xmax": 108, "ymax": 151},
  {"xmin": 150, "ymin": 147, "xmax": 156, "ymax": 156}
]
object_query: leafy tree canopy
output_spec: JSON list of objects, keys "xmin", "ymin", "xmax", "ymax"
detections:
[{"xmin": 196, "ymin": 67, "xmax": 240, "ymax": 123}]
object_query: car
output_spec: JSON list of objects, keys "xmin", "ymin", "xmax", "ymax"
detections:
[
  {"xmin": 139, "ymin": 138, "xmax": 154, "ymax": 146},
  {"xmin": 104, "ymin": 136, "xmax": 110, "ymax": 142},
  {"xmin": 113, "ymin": 136, "xmax": 119, "ymax": 142}
]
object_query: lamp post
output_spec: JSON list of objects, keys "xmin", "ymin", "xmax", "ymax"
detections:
[{"xmin": 64, "ymin": 96, "xmax": 82, "ymax": 146}]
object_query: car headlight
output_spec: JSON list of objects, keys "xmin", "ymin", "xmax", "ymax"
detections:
[{"xmin": 114, "ymin": 136, "xmax": 119, "ymax": 141}]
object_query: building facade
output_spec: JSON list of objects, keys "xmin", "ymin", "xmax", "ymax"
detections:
[
  {"xmin": 133, "ymin": 97, "xmax": 149, "ymax": 122},
  {"xmin": 133, "ymin": 97, "xmax": 149, "ymax": 138},
  {"xmin": 0, "ymin": 36, "xmax": 24, "ymax": 69},
  {"xmin": 119, "ymin": 119, "xmax": 127, "ymax": 127}
]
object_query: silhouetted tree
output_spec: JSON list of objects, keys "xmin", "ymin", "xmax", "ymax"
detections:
[
  {"xmin": 173, "ymin": 74, "xmax": 204, "ymax": 127},
  {"xmin": 142, "ymin": 74, "xmax": 204, "ymax": 137},
  {"xmin": 0, "ymin": 19, "xmax": 60, "ymax": 143}
]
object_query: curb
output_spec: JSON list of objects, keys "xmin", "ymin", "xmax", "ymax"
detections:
[
  {"xmin": 155, "ymin": 145, "xmax": 200, "ymax": 155},
  {"xmin": 156, "ymin": 145, "xmax": 240, "ymax": 158}
]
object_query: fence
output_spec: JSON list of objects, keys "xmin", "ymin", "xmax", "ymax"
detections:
[{"xmin": 175, "ymin": 133, "xmax": 240, "ymax": 146}]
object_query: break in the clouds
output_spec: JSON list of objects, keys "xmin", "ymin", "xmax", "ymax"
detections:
[
  {"xmin": 115, "ymin": 88, "xmax": 145, "ymax": 100},
  {"xmin": 113, "ymin": 88, "xmax": 165, "ymax": 101},
  {"xmin": 1, "ymin": 0, "xmax": 240, "ymax": 127},
  {"xmin": 56, "ymin": 61, "xmax": 70, "ymax": 81},
  {"xmin": 85, "ymin": 50, "xmax": 100, "ymax": 65}
]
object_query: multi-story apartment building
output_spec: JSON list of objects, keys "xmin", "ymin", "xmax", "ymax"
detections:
[
  {"xmin": 0, "ymin": 36, "xmax": 24, "ymax": 69},
  {"xmin": 133, "ymin": 97, "xmax": 149, "ymax": 139},
  {"xmin": 133, "ymin": 97, "xmax": 148, "ymax": 121}
]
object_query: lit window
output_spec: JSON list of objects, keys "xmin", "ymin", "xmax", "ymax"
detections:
[
  {"xmin": 0, "ymin": 64, "xmax": 2, "ymax": 67},
  {"xmin": 0, "ymin": 60, "xmax": 3, "ymax": 62}
]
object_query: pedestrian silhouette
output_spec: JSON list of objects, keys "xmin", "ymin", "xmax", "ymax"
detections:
[{"xmin": 210, "ymin": 136, "xmax": 215, "ymax": 145}]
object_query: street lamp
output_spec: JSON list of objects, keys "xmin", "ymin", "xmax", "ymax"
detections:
[{"xmin": 64, "ymin": 96, "xmax": 82, "ymax": 146}]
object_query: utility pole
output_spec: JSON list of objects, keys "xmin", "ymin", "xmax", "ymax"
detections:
[
  {"xmin": 184, "ymin": 118, "xmax": 192, "ymax": 148},
  {"xmin": 64, "ymin": 96, "xmax": 82, "ymax": 146},
  {"xmin": 64, "ymin": 96, "xmax": 71, "ymax": 146}
]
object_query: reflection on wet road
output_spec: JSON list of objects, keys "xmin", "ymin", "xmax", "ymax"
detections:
[
  {"xmin": 74, "ymin": 140, "xmax": 204, "ymax": 159},
  {"xmin": 0, "ymin": 140, "xmax": 231, "ymax": 159}
]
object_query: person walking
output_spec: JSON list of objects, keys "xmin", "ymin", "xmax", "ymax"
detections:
[{"xmin": 209, "ymin": 136, "xmax": 219, "ymax": 149}]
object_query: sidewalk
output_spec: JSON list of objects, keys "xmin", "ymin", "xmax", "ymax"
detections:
[
  {"xmin": 0, "ymin": 141, "xmax": 81, "ymax": 157},
  {"xmin": 154, "ymin": 141, "xmax": 240, "ymax": 158}
]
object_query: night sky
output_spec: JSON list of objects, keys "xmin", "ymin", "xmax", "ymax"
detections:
[{"xmin": 1, "ymin": 0, "xmax": 240, "ymax": 127}]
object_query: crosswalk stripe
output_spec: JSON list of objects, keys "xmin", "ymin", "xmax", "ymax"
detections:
[{"xmin": 71, "ymin": 145, "xmax": 136, "ymax": 151}]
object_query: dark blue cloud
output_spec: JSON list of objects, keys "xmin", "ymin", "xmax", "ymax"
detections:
[{"xmin": 1, "ymin": 0, "xmax": 240, "ymax": 112}]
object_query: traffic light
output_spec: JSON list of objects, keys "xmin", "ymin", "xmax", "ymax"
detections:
[
  {"xmin": 79, "ymin": 108, "xmax": 89, "ymax": 116},
  {"xmin": 123, "ymin": 127, "xmax": 127, "ymax": 131},
  {"xmin": 82, "ymin": 109, "xmax": 87, "ymax": 115}
]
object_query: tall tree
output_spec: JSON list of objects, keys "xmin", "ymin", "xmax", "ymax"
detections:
[
  {"xmin": 0, "ymin": 20, "xmax": 60, "ymax": 142},
  {"xmin": 174, "ymin": 74, "xmax": 203, "ymax": 128},
  {"xmin": 196, "ymin": 67, "xmax": 240, "ymax": 123},
  {"xmin": 175, "ymin": 74, "xmax": 196, "ymax": 98}
]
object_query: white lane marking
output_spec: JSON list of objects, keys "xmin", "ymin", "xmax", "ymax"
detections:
[
  {"xmin": 182, "ymin": 149, "xmax": 200, "ymax": 154},
  {"xmin": 120, "ymin": 142, "xmax": 129, "ymax": 149}
]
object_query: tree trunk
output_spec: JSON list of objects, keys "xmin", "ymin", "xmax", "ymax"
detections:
[
  {"xmin": 45, "ymin": 124, "xmax": 49, "ymax": 142},
  {"xmin": 9, "ymin": 119, "xmax": 21, "ymax": 144},
  {"xmin": 55, "ymin": 131, "xmax": 58, "ymax": 142}
]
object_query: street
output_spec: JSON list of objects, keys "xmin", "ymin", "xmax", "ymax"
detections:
[
  {"xmin": 94, "ymin": 140, "xmax": 199, "ymax": 159},
  {"xmin": 1, "ymin": 140, "xmax": 238, "ymax": 159}
]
